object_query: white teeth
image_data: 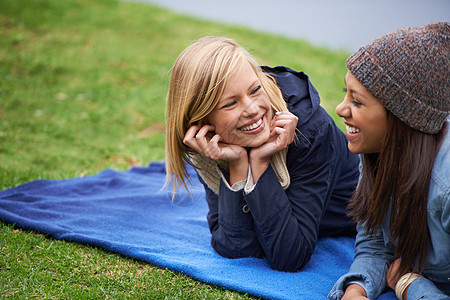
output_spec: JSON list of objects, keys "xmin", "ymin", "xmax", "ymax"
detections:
[
  {"xmin": 346, "ymin": 125, "xmax": 361, "ymax": 134},
  {"xmin": 240, "ymin": 118, "xmax": 262, "ymax": 131}
]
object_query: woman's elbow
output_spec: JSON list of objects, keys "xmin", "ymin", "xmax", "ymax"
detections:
[
  {"xmin": 268, "ymin": 242, "xmax": 315, "ymax": 272},
  {"xmin": 211, "ymin": 237, "xmax": 237, "ymax": 258},
  {"xmin": 211, "ymin": 234, "xmax": 264, "ymax": 259},
  {"xmin": 268, "ymin": 256, "xmax": 311, "ymax": 272}
]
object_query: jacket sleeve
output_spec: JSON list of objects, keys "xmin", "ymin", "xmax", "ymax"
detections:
[
  {"xmin": 328, "ymin": 224, "xmax": 394, "ymax": 300},
  {"xmin": 406, "ymin": 278, "xmax": 449, "ymax": 299},
  {"xmin": 243, "ymin": 120, "xmax": 348, "ymax": 271},
  {"xmin": 406, "ymin": 180, "xmax": 450, "ymax": 299},
  {"xmin": 198, "ymin": 175, "xmax": 265, "ymax": 259}
]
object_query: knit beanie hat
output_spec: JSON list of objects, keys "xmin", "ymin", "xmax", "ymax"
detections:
[{"xmin": 347, "ymin": 22, "xmax": 450, "ymax": 134}]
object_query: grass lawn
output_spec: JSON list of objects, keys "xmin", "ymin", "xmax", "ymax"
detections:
[{"xmin": 0, "ymin": 0, "xmax": 350, "ymax": 298}]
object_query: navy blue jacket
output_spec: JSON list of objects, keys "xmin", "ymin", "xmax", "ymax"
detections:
[{"xmin": 198, "ymin": 66, "xmax": 360, "ymax": 272}]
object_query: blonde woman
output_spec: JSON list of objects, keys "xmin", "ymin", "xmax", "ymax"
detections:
[{"xmin": 165, "ymin": 36, "xmax": 359, "ymax": 271}]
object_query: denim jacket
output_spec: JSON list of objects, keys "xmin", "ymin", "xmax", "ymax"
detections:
[{"xmin": 328, "ymin": 119, "xmax": 450, "ymax": 299}]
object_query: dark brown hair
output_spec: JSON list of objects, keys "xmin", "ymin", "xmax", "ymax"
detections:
[{"xmin": 348, "ymin": 112, "xmax": 445, "ymax": 276}]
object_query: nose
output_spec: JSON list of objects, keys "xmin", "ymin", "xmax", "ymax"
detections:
[
  {"xmin": 242, "ymin": 97, "xmax": 258, "ymax": 117},
  {"xmin": 336, "ymin": 96, "xmax": 350, "ymax": 118}
]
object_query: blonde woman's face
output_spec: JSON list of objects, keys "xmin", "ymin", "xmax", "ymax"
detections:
[{"xmin": 207, "ymin": 61, "xmax": 272, "ymax": 148}]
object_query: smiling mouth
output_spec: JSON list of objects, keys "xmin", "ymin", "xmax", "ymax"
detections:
[
  {"xmin": 239, "ymin": 117, "xmax": 263, "ymax": 131},
  {"xmin": 346, "ymin": 124, "xmax": 361, "ymax": 134}
]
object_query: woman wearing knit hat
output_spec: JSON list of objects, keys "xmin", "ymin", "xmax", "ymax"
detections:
[
  {"xmin": 329, "ymin": 23, "xmax": 449, "ymax": 299},
  {"xmin": 165, "ymin": 36, "xmax": 360, "ymax": 272}
]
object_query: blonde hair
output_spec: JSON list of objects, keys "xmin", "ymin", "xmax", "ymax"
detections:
[{"xmin": 165, "ymin": 36, "xmax": 288, "ymax": 193}]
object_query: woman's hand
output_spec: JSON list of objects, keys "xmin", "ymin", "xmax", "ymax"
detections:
[
  {"xmin": 271, "ymin": 111, "xmax": 298, "ymax": 145},
  {"xmin": 342, "ymin": 284, "xmax": 369, "ymax": 300},
  {"xmin": 249, "ymin": 111, "xmax": 298, "ymax": 182},
  {"xmin": 183, "ymin": 124, "xmax": 247, "ymax": 162},
  {"xmin": 250, "ymin": 111, "xmax": 298, "ymax": 161},
  {"xmin": 183, "ymin": 124, "xmax": 248, "ymax": 184}
]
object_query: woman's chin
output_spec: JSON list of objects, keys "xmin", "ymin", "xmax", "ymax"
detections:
[{"xmin": 240, "ymin": 132, "xmax": 271, "ymax": 148}]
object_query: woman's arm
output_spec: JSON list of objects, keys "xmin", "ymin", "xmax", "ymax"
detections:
[
  {"xmin": 198, "ymin": 175, "xmax": 265, "ymax": 259},
  {"xmin": 243, "ymin": 120, "xmax": 354, "ymax": 271},
  {"xmin": 341, "ymin": 284, "xmax": 368, "ymax": 300},
  {"xmin": 198, "ymin": 111, "xmax": 299, "ymax": 261},
  {"xmin": 387, "ymin": 183, "xmax": 450, "ymax": 300},
  {"xmin": 387, "ymin": 261, "xmax": 448, "ymax": 300},
  {"xmin": 185, "ymin": 123, "xmax": 266, "ymax": 258},
  {"xmin": 404, "ymin": 278, "xmax": 449, "ymax": 299},
  {"xmin": 329, "ymin": 224, "xmax": 394, "ymax": 300},
  {"xmin": 249, "ymin": 111, "xmax": 298, "ymax": 183}
]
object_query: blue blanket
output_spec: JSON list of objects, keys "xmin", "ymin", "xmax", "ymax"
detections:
[{"xmin": 0, "ymin": 162, "xmax": 395, "ymax": 299}]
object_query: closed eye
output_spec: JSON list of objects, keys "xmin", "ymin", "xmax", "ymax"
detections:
[
  {"xmin": 352, "ymin": 100, "xmax": 362, "ymax": 107},
  {"xmin": 344, "ymin": 87, "xmax": 362, "ymax": 107},
  {"xmin": 220, "ymin": 100, "xmax": 237, "ymax": 109},
  {"xmin": 251, "ymin": 85, "xmax": 261, "ymax": 95}
]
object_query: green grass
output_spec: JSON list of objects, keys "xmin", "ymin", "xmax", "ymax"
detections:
[{"xmin": 0, "ymin": 0, "xmax": 350, "ymax": 298}]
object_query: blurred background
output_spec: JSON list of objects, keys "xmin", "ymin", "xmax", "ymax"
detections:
[{"xmin": 138, "ymin": 0, "xmax": 450, "ymax": 51}]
